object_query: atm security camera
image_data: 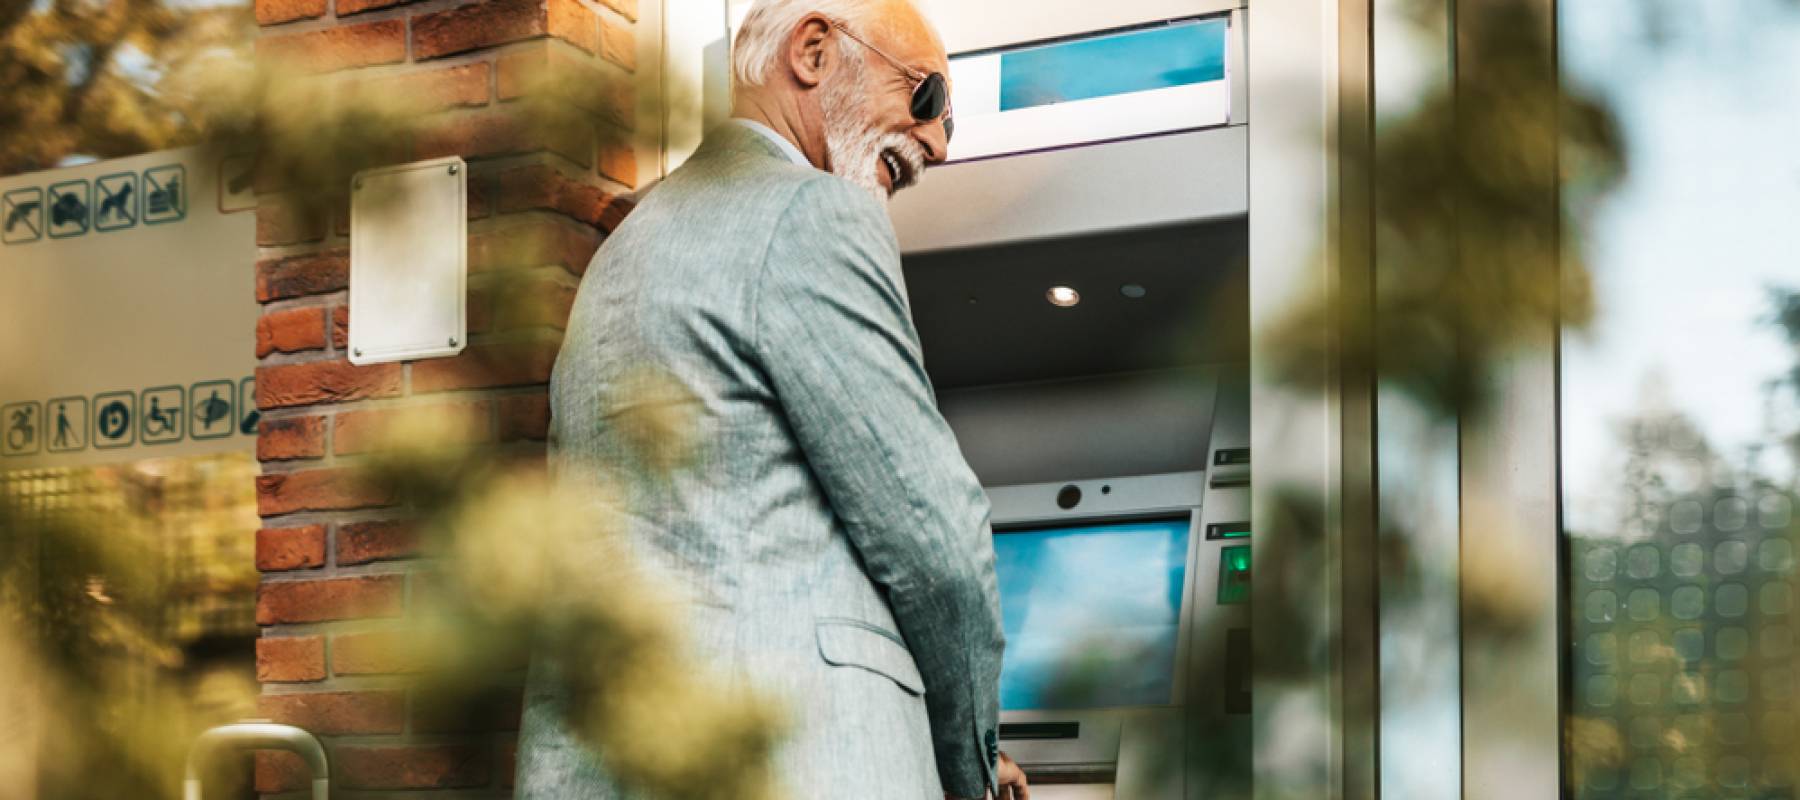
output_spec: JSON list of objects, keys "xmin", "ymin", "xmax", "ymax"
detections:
[{"xmin": 1056, "ymin": 484, "xmax": 1082, "ymax": 509}]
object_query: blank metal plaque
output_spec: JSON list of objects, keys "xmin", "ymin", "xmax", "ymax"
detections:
[{"xmin": 348, "ymin": 156, "xmax": 467, "ymax": 365}]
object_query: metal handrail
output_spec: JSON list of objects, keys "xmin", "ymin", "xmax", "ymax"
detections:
[{"xmin": 182, "ymin": 720, "xmax": 328, "ymax": 800}]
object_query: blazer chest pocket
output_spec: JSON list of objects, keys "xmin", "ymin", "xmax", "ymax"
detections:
[{"xmin": 815, "ymin": 618, "xmax": 926, "ymax": 696}]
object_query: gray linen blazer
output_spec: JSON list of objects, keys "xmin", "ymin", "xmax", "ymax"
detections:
[{"xmin": 514, "ymin": 122, "xmax": 1005, "ymax": 799}]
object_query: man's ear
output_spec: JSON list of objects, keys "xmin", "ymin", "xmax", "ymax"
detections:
[{"xmin": 785, "ymin": 13, "xmax": 835, "ymax": 89}]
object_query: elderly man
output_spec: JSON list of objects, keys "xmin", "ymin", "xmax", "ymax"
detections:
[{"xmin": 514, "ymin": 0, "xmax": 1028, "ymax": 798}]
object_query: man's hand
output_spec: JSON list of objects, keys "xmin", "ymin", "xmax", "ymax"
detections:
[
  {"xmin": 942, "ymin": 751, "xmax": 1030, "ymax": 800},
  {"xmin": 994, "ymin": 751, "xmax": 1030, "ymax": 800}
]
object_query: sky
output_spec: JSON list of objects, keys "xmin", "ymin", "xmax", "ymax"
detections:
[{"xmin": 1560, "ymin": 0, "xmax": 1800, "ymax": 532}]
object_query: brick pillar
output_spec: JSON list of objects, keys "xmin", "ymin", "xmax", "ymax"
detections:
[{"xmin": 248, "ymin": 0, "xmax": 637, "ymax": 793}]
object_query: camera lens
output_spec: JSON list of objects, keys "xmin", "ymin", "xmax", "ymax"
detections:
[{"xmin": 1056, "ymin": 485, "xmax": 1082, "ymax": 509}]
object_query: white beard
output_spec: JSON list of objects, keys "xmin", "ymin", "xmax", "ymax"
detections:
[{"xmin": 820, "ymin": 66, "xmax": 925, "ymax": 204}]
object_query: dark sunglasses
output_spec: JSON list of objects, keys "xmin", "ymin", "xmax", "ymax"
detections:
[{"xmin": 828, "ymin": 19, "xmax": 954, "ymax": 143}]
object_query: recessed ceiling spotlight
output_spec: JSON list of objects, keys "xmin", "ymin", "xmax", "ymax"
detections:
[
  {"xmin": 1046, "ymin": 286, "xmax": 1080, "ymax": 307},
  {"xmin": 1120, "ymin": 283, "xmax": 1147, "ymax": 299}
]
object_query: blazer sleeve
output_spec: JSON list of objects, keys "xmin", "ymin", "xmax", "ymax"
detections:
[{"xmin": 754, "ymin": 176, "xmax": 1005, "ymax": 798}]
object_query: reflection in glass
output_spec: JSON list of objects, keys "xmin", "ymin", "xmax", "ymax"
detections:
[
  {"xmin": 1561, "ymin": 2, "xmax": 1800, "ymax": 794},
  {"xmin": 991, "ymin": 518, "xmax": 1189, "ymax": 710}
]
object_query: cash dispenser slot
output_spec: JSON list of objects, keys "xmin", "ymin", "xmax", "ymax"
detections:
[{"xmin": 1001, "ymin": 721, "xmax": 1082, "ymax": 740}]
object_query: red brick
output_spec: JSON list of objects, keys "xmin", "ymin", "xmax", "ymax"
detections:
[
  {"xmin": 332, "ymin": 630, "xmax": 426, "ymax": 675},
  {"xmin": 255, "ymin": 0, "xmax": 325, "ymax": 25},
  {"xmin": 469, "ymin": 215, "xmax": 602, "ymax": 274},
  {"xmin": 599, "ymin": 16, "xmax": 634, "ymax": 71},
  {"xmin": 256, "ymin": 360, "xmax": 402, "ymax": 409},
  {"xmin": 412, "ymin": 0, "xmax": 593, "ymax": 60},
  {"xmin": 256, "ymin": 467, "xmax": 398, "ymax": 516},
  {"xmin": 469, "ymin": 174, "xmax": 494, "ymax": 218},
  {"xmin": 337, "ymin": 519, "xmax": 421, "ymax": 565},
  {"xmin": 496, "ymin": 164, "xmax": 631, "ymax": 232},
  {"xmin": 256, "ymin": 196, "xmax": 326, "ymax": 246},
  {"xmin": 256, "ymin": 575, "xmax": 405, "ymax": 624},
  {"xmin": 412, "ymin": 339, "xmax": 561, "ymax": 393},
  {"xmin": 258, "ymin": 415, "xmax": 327, "ymax": 461},
  {"xmin": 257, "ymin": 690, "xmax": 406, "ymax": 734},
  {"xmin": 256, "ymin": 524, "xmax": 327, "ymax": 570},
  {"xmin": 496, "ymin": 43, "xmax": 634, "ymax": 127},
  {"xmin": 256, "ymin": 249, "xmax": 348, "ymax": 303},
  {"xmin": 258, "ymin": 19, "xmax": 406, "ymax": 74},
  {"xmin": 416, "ymin": 109, "xmax": 593, "ymax": 166},
  {"xmin": 547, "ymin": 0, "xmax": 599, "ymax": 54},
  {"xmin": 255, "ymin": 751, "xmax": 310, "ymax": 794},
  {"xmin": 257, "ymin": 306, "xmax": 328, "ymax": 357},
  {"xmin": 499, "ymin": 392, "xmax": 550, "ymax": 441},
  {"xmin": 337, "ymin": 744, "xmax": 492, "ymax": 789},
  {"xmin": 335, "ymin": 0, "xmax": 415, "ymax": 16},
  {"xmin": 330, "ymin": 305, "xmax": 348, "ymax": 349},
  {"xmin": 597, "ymin": 136, "xmax": 636, "ymax": 188},
  {"xmin": 365, "ymin": 62, "xmax": 492, "ymax": 111},
  {"xmin": 334, "ymin": 401, "xmax": 492, "ymax": 456},
  {"xmin": 597, "ymin": 0, "xmax": 634, "ymax": 22},
  {"xmin": 256, "ymin": 635, "xmax": 326, "ymax": 682}
]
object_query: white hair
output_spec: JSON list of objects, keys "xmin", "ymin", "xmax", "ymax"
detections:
[{"xmin": 731, "ymin": 0, "xmax": 901, "ymax": 88}]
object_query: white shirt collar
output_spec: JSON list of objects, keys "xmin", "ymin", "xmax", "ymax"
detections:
[{"xmin": 731, "ymin": 118, "xmax": 812, "ymax": 168}]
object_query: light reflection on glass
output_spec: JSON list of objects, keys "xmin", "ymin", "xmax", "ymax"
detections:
[
  {"xmin": 1562, "ymin": 1, "xmax": 1800, "ymax": 794},
  {"xmin": 991, "ymin": 518, "xmax": 1189, "ymax": 710}
]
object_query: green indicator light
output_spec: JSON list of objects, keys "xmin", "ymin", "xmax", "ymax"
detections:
[{"xmin": 1218, "ymin": 545, "xmax": 1251, "ymax": 606}]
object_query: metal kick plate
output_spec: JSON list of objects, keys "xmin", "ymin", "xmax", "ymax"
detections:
[{"xmin": 348, "ymin": 156, "xmax": 467, "ymax": 366}]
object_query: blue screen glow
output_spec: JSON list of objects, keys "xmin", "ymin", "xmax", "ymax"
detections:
[
  {"xmin": 993, "ymin": 518, "xmax": 1190, "ymax": 710},
  {"xmin": 998, "ymin": 19, "xmax": 1228, "ymax": 112}
]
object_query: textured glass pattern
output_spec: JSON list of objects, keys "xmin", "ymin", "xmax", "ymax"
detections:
[{"xmin": 1561, "ymin": 5, "xmax": 1800, "ymax": 794}]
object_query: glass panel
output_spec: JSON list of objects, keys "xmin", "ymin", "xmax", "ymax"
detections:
[
  {"xmin": 996, "ymin": 19, "xmax": 1228, "ymax": 111},
  {"xmin": 1561, "ymin": 1, "xmax": 1800, "ymax": 795},
  {"xmin": 991, "ymin": 518, "xmax": 1191, "ymax": 710}
]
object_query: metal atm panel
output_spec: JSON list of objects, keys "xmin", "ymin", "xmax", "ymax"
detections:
[{"xmin": 985, "ymin": 467, "xmax": 1249, "ymax": 799}]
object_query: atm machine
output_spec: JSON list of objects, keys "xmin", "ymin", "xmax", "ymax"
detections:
[{"xmin": 887, "ymin": 2, "xmax": 1254, "ymax": 798}]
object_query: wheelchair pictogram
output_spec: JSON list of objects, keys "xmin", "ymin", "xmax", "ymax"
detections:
[
  {"xmin": 140, "ymin": 386, "xmax": 184, "ymax": 444},
  {"xmin": 3, "ymin": 402, "xmax": 41, "ymax": 456}
]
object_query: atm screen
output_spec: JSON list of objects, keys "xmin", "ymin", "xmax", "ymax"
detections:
[{"xmin": 993, "ymin": 517, "xmax": 1190, "ymax": 710}]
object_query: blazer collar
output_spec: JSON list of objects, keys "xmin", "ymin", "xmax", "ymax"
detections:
[{"xmin": 695, "ymin": 120, "xmax": 812, "ymax": 167}]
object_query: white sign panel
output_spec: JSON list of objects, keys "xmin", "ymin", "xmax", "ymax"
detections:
[
  {"xmin": 0, "ymin": 148, "xmax": 258, "ymax": 470},
  {"xmin": 348, "ymin": 157, "xmax": 467, "ymax": 366}
]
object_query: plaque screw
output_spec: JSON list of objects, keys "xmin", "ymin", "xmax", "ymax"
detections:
[
  {"xmin": 353, "ymin": 348, "xmax": 363, "ymax": 358},
  {"xmin": 448, "ymin": 337, "xmax": 458, "ymax": 347},
  {"xmin": 353, "ymin": 178, "xmax": 362, "ymax": 191},
  {"xmin": 448, "ymin": 164, "xmax": 459, "ymax": 176}
]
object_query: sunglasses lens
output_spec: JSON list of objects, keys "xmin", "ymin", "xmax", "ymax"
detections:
[{"xmin": 912, "ymin": 73, "xmax": 947, "ymax": 121}]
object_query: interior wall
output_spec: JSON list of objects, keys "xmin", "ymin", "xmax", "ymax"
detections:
[{"xmin": 940, "ymin": 365, "xmax": 1243, "ymax": 487}]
